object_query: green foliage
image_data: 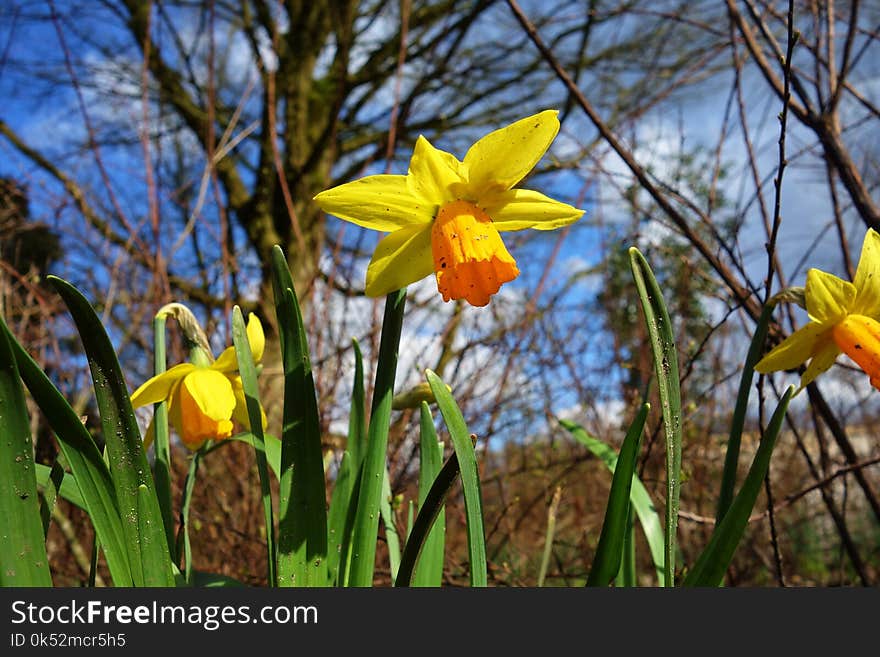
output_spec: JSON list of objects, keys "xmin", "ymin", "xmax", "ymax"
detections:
[{"xmin": 0, "ymin": 246, "xmax": 797, "ymax": 588}]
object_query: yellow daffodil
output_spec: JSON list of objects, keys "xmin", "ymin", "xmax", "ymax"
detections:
[
  {"xmin": 313, "ymin": 110, "xmax": 584, "ymax": 306},
  {"xmin": 755, "ymin": 228, "xmax": 880, "ymax": 391},
  {"xmin": 131, "ymin": 313, "xmax": 268, "ymax": 450}
]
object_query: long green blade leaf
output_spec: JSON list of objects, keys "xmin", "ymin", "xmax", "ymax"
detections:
[
  {"xmin": 684, "ymin": 386, "xmax": 794, "ymax": 587},
  {"xmin": 426, "ymin": 369, "xmax": 487, "ymax": 587},
  {"xmin": 586, "ymin": 403, "xmax": 649, "ymax": 587},
  {"xmin": 413, "ymin": 402, "xmax": 445, "ymax": 587},
  {"xmin": 561, "ymin": 419, "xmax": 665, "ymax": 585},
  {"xmin": 5, "ymin": 319, "xmax": 132, "ymax": 585},
  {"xmin": 396, "ymin": 449, "xmax": 461, "ymax": 587},
  {"xmin": 270, "ymin": 249, "xmax": 328, "ymax": 587},
  {"xmin": 151, "ymin": 314, "xmax": 176, "ymax": 562},
  {"xmin": 628, "ymin": 248, "xmax": 682, "ymax": 586},
  {"xmin": 232, "ymin": 305, "xmax": 277, "ymax": 587},
  {"xmin": 0, "ymin": 322, "xmax": 52, "ymax": 586},
  {"xmin": 36, "ymin": 463, "xmax": 86, "ymax": 510},
  {"xmin": 716, "ymin": 303, "xmax": 775, "ymax": 524},
  {"xmin": 137, "ymin": 484, "xmax": 173, "ymax": 586},
  {"xmin": 348, "ymin": 339, "xmax": 367, "ymax": 470},
  {"xmin": 326, "ymin": 450, "xmax": 354, "ymax": 586},
  {"xmin": 178, "ymin": 449, "xmax": 201, "ymax": 585},
  {"xmin": 381, "ymin": 466, "xmax": 402, "ymax": 581},
  {"xmin": 615, "ymin": 505, "xmax": 637, "ymax": 587},
  {"xmin": 50, "ymin": 276, "xmax": 174, "ymax": 586},
  {"xmin": 38, "ymin": 460, "xmax": 66, "ymax": 537},
  {"xmin": 348, "ymin": 289, "xmax": 406, "ymax": 587}
]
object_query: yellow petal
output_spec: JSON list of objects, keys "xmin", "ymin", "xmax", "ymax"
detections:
[
  {"xmin": 246, "ymin": 313, "xmax": 265, "ymax": 363},
  {"xmin": 805, "ymin": 268, "xmax": 855, "ymax": 323},
  {"xmin": 481, "ymin": 188, "xmax": 584, "ymax": 232},
  {"xmin": 212, "ymin": 312, "xmax": 266, "ymax": 372},
  {"xmin": 852, "ymin": 228, "xmax": 880, "ymax": 316},
  {"xmin": 407, "ymin": 135, "xmax": 466, "ymax": 204},
  {"xmin": 176, "ymin": 369, "xmax": 236, "ymax": 449},
  {"xmin": 462, "ymin": 110, "xmax": 559, "ymax": 193},
  {"xmin": 364, "ymin": 223, "xmax": 434, "ymax": 297},
  {"xmin": 799, "ymin": 339, "xmax": 841, "ymax": 390},
  {"xmin": 211, "ymin": 345, "xmax": 237, "ymax": 373},
  {"xmin": 754, "ymin": 322, "xmax": 828, "ymax": 373},
  {"xmin": 230, "ymin": 375, "xmax": 268, "ymax": 431},
  {"xmin": 313, "ymin": 174, "xmax": 434, "ymax": 232},
  {"xmin": 130, "ymin": 363, "xmax": 195, "ymax": 408}
]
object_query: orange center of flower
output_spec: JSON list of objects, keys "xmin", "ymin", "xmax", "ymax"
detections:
[
  {"xmin": 830, "ymin": 314, "xmax": 880, "ymax": 391},
  {"xmin": 177, "ymin": 373, "xmax": 235, "ymax": 448},
  {"xmin": 430, "ymin": 200, "xmax": 520, "ymax": 307}
]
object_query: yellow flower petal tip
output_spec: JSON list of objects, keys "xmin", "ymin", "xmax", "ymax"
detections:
[
  {"xmin": 314, "ymin": 110, "xmax": 584, "ymax": 306},
  {"xmin": 757, "ymin": 228, "xmax": 880, "ymax": 391}
]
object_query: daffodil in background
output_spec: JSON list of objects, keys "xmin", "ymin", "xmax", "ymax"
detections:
[
  {"xmin": 314, "ymin": 110, "xmax": 584, "ymax": 306},
  {"xmin": 756, "ymin": 228, "xmax": 880, "ymax": 391},
  {"xmin": 131, "ymin": 313, "xmax": 268, "ymax": 450}
]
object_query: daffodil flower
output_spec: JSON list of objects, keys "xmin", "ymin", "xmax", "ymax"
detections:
[
  {"xmin": 131, "ymin": 313, "xmax": 268, "ymax": 450},
  {"xmin": 756, "ymin": 228, "xmax": 880, "ymax": 391},
  {"xmin": 313, "ymin": 110, "xmax": 584, "ymax": 306}
]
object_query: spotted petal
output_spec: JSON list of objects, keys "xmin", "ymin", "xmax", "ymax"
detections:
[
  {"xmin": 481, "ymin": 188, "xmax": 584, "ymax": 232},
  {"xmin": 314, "ymin": 174, "xmax": 434, "ymax": 232},
  {"xmin": 463, "ymin": 110, "xmax": 559, "ymax": 193},
  {"xmin": 364, "ymin": 223, "xmax": 434, "ymax": 297},
  {"xmin": 852, "ymin": 228, "xmax": 880, "ymax": 317}
]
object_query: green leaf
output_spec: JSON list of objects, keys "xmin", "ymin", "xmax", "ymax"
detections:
[
  {"xmin": 178, "ymin": 449, "xmax": 201, "ymax": 585},
  {"xmin": 615, "ymin": 505, "xmax": 637, "ymax": 587},
  {"xmin": 38, "ymin": 460, "xmax": 66, "ymax": 536},
  {"xmin": 0, "ymin": 322, "xmax": 52, "ymax": 586},
  {"xmin": 348, "ymin": 289, "xmax": 407, "ymax": 587},
  {"xmin": 586, "ymin": 403, "xmax": 649, "ymax": 587},
  {"xmin": 381, "ymin": 466, "xmax": 402, "ymax": 581},
  {"xmin": 716, "ymin": 303, "xmax": 775, "ymax": 524},
  {"xmin": 137, "ymin": 484, "xmax": 174, "ymax": 586},
  {"xmin": 348, "ymin": 339, "xmax": 367, "ymax": 470},
  {"xmin": 270, "ymin": 248, "xmax": 328, "ymax": 587},
  {"xmin": 232, "ymin": 305, "xmax": 277, "ymax": 587},
  {"xmin": 396, "ymin": 446, "xmax": 461, "ymax": 587},
  {"xmin": 4, "ymin": 319, "xmax": 132, "ymax": 585},
  {"xmin": 413, "ymin": 402, "xmax": 445, "ymax": 587},
  {"xmin": 326, "ymin": 451, "xmax": 354, "ymax": 586},
  {"xmin": 628, "ymin": 248, "xmax": 682, "ymax": 586},
  {"xmin": 35, "ymin": 463, "xmax": 86, "ymax": 511},
  {"xmin": 426, "ymin": 369, "xmax": 487, "ymax": 587},
  {"xmin": 561, "ymin": 419, "xmax": 665, "ymax": 586},
  {"xmin": 683, "ymin": 386, "xmax": 794, "ymax": 587},
  {"xmin": 151, "ymin": 314, "xmax": 176, "ymax": 562},
  {"xmin": 50, "ymin": 276, "xmax": 174, "ymax": 586}
]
